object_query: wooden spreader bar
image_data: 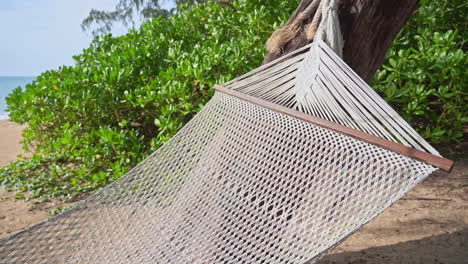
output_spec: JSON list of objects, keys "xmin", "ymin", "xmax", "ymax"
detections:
[{"xmin": 214, "ymin": 85, "xmax": 454, "ymax": 172}]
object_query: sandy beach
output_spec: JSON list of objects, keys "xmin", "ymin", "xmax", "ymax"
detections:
[
  {"xmin": 0, "ymin": 120, "xmax": 26, "ymax": 167},
  {"xmin": 0, "ymin": 120, "xmax": 48, "ymax": 238},
  {"xmin": 0, "ymin": 120, "xmax": 466, "ymax": 263}
]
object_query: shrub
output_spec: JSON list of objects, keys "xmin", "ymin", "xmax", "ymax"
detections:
[
  {"xmin": 2, "ymin": 0, "xmax": 299, "ymax": 200},
  {"xmin": 372, "ymin": 0, "xmax": 467, "ymax": 144}
]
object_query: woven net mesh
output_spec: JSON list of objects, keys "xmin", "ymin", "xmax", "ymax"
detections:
[{"xmin": 0, "ymin": 92, "xmax": 436, "ymax": 264}]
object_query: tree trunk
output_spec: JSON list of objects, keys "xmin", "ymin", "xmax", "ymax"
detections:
[{"xmin": 263, "ymin": 0, "xmax": 419, "ymax": 82}]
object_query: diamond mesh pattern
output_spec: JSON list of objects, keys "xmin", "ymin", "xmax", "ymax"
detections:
[{"xmin": 0, "ymin": 92, "xmax": 437, "ymax": 264}]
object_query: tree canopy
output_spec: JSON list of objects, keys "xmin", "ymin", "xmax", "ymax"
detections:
[{"xmin": 81, "ymin": 0, "xmax": 202, "ymax": 35}]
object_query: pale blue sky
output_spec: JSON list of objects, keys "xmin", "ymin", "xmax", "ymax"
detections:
[{"xmin": 0, "ymin": 0, "xmax": 142, "ymax": 76}]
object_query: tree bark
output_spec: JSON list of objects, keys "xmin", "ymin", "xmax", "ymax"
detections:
[{"xmin": 263, "ymin": 0, "xmax": 419, "ymax": 82}]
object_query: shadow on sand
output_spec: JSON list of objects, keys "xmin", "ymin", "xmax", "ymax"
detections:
[{"xmin": 318, "ymin": 228, "xmax": 467, "ymax": 264}]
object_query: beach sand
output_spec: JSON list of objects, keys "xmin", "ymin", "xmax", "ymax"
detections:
[
  {"xmin": 0, "ymin": 120, "xmax": 466, "ymax": 262},
  {"xmin": 0, "ymin": 120, "xmax": 49, "ymax": 238},
  {"xmin": 0, "ymin": 120, "xmax": 26, "ymax": 167}
]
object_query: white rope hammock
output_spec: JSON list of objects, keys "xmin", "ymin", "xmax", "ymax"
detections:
[
  {"xmin": 0, "ymin": 0, "xmax": 453, "ymax": 263},
  {"xmin": 226, "ymin": 0, "xmax": 438, "ymax": 156}
]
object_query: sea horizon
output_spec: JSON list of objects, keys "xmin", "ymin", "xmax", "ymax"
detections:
[{"xmin": 0, "ymin": 76, "xmax": 35, "ymax": 120}]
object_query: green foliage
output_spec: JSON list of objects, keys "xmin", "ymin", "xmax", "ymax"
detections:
[
  {"xmin": 1, "ymin": 0, "xmax": 465, "ymax": 202},
  {"xmin": 372, "ymin": 0, "xmax": 467, "ymax": 144},
  {"xmin": 49, "ymin": 204, "xmax": 77, "ymax": 217},
  {"xmin": 2, "ymin": 0, "xmax": 298, "ymax": 201}
]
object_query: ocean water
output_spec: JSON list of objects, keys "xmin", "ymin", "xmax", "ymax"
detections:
[{"xmin": 0, "ymin": 76, "xmax": 35, "ymax": 120}]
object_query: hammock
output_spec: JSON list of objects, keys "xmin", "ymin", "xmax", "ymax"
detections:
[{"xmin": 0, "ymin": 0, "xmax": 453, "ymax": 263}]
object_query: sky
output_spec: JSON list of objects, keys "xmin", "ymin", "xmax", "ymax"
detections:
[{"xmin": 0, "ymin": 0, "xmax": 141, "ymax": 76}]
